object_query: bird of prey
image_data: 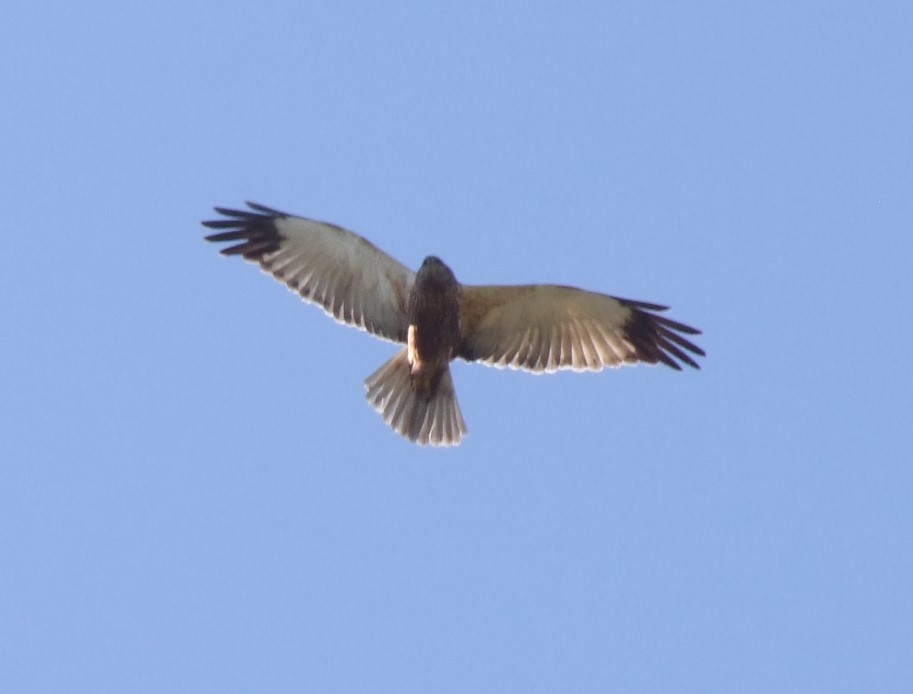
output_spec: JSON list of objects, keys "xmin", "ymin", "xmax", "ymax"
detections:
[{"xmin": 203, "ymin": 202, "xmax": 704, "ymax": 447}]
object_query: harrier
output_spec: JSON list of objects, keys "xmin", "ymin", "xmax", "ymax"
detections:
[{"xmin": 203, "ymin": 203, "xmax": 704, "ymax": 447}]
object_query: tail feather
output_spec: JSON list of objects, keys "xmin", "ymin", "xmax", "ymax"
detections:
[{"xmin": 365, "ymin": 350, "xmax": 468, "ymax": 447}]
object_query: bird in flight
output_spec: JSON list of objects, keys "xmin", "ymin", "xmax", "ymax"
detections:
[{"xmin": 203, "ymin": 202, "xmax": 704, "ymax": 447}]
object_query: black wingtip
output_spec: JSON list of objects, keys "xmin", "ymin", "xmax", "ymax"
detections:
[
  {"xmin": 622, "ymin": 300, "xmax": 705, "ymax": 370},
  {"xmin": 617, "ymin": 297, "xmax": 670, "ymax": 312},
  {"xmin": 244, "ymin": 201, "xmax": 291, "ymax": 217},
  {"xmin": 201, "ymin": 202, "xmax": 285, "ymax": 258}
]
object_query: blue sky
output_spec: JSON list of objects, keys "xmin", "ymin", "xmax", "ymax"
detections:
[{"xmin": 2, "ymin": 1, "xmax": 912, "ymax": 692}]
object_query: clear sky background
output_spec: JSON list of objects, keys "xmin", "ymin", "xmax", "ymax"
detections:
[{"xmin": 2, "ymin": 1, "xmax": 911, "ymax": 692}]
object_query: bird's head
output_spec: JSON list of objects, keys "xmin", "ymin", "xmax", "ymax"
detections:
[{"xmin": 417, "ymin": 255, "xmax": 457, "ymax": 286}]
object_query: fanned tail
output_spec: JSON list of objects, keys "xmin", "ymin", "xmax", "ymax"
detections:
[{"xmin": 365, "ymin": 350, "xmax": 467, "ymax": 447}]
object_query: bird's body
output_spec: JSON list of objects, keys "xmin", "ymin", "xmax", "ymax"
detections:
[
  {"xmin": 203, "ymin": 202, "xmax": 704, "ymax": 447},
  {"xmin": 406, "ymin": 257, "xmax": 461, "ymax": 397}
]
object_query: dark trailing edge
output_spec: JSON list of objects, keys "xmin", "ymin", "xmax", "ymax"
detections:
[{"xmin": 201, "ymin": 202, "xmax": 289, "ymax": 259}]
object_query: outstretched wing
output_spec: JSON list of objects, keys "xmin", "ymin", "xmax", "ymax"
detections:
[
  {"xmin": 457, "ymin": 284, "xmax": 704, "ymax": 372},
  {"xmin": 203, "ymin": 203, "xmax": 414, "ymax": 343}
]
